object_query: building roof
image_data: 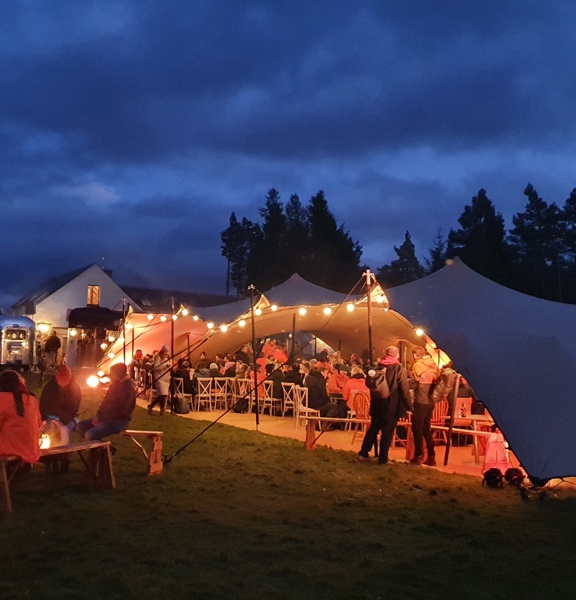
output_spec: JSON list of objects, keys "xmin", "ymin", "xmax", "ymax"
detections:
[{"xmin": 11, "ymin": 265, "xmax": 101, "ymax": 314}]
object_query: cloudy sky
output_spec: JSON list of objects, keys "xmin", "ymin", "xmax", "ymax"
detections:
[{"xmin": 2, "ymin": 1, "xmax": 576, "ymax": 308}]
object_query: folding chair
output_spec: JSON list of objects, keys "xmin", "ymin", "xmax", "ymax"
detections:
[{"xmin": 281, "ymin": 382, "xmax": 296, "ymax": 418}]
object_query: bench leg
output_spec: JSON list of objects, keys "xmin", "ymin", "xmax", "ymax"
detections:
[
  {"xmin": 148, "ymin": 435, "xmax": 163, "ymax": 476},
  {"xmin": 0, "ymin": 462, "xmax": 12, "ymax": 514},
  {"xmin": 305, "ymin": 421, "xmax": 317, "ymax": 450},
  {"xmin": 81, "ymin": 447, "xmax": 116, "ymax": 490}
]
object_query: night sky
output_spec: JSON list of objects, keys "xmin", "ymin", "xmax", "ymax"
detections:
[{"xmin": 2, "ymin": 1, "xmax": 576, "ymax": 308}]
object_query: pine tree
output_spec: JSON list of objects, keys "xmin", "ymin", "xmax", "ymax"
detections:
[
  {"xmin": 377, "ymin": 231, "xmax": 425, "ymax": 287},
  {"xmin": 508, "ymin": 184, "xmax": 565, "ymax": 299},
  {"xmin": 220, "ymin": 213, "xmax": 257, "ymax": 296},
  {"xmin": 425, "ymin": 229, "xmax": 447, "ymax": 274},
  {"xmin": 447, "ymin": 189, "xmax": 510, "ymax": 283}
]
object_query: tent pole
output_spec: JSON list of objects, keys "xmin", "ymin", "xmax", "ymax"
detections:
[
  {"xmin": 249, "ymin": 285, "xmax": 260, "ymax": 429},
  {"xmin": 122, "ymin": 298, "xmax": 126, "ymax": 364},
  {"xmin": 443, "ymin": 374, "xmax": 461, "ymax": 466},
  {"xmin": 291, "ymin": 312, "xmax": 296, "ymax": 363},
  {"xmin": 365, "ymin": 270, "xmax": 374, "ymax": 366}
]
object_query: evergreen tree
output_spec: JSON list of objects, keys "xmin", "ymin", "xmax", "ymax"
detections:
[
  {"xmin": 561, "ymin": 188, "xmax": 576, "ymax": 302},
  {"xmin": 508, "ymin": 184, "xmax": 565, "ymax": 299},
  {"xmin": 304, "ymin": 190, "xmax": 363, "ymax": 291},
  {"xmin": 377, "ymin": 230, "xmax": 425, "ymax": 287},
  {"xmin": 447, "ymin": 189, "xmax": 510, "ymax": 283},
  {"xmin": 283, "ymin": 194, "xmax": 310, "ymax": 275},
  {"xmin": 220, "ymin": 213, "xmax": 256, "ymax": 296},
  {"xmin": 425, "ymin": 229, "xmax": 447, "ymax": 274}
]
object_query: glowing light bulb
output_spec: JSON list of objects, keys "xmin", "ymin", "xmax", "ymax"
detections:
[
  {"xmin": 220, "ymin": 325, "xmax": 228, "ymax": 332},
  {"xmin": 172, "ymin": 314, "xmax": 177, "ymax": 321},
  {"xmin": 239, "ymin": 319, "xmax": 246, "ymax": 327},
  {"xmin": 323, "ymin": 307, "xmax": 332, "ymax": 315},
  {"xmin": 347, "ymin": 303, "xmax": 355, "ymax": 312},
  {"xmin": 193, "ymin": 315, "xmax": 199, "ymax": 321},
  {"xmin": 255, "ymin": 308, "xmax": 262, "ymax": 316},
  {"xmin": 87, "ymin": 375, "xmax": 100, "ymax": 388},
  {"xmin": 298, "ymin": 307, "xmax": 307, "ymax": 316},
  {"xmin": 271, "ymin": 304, "xmax": 278, "ymax": 312},
  {"xmin": 181, "ymin": 308, "xmax": 189, "ymax": 316},
  {"xmin": 207, "ymin": 322, "xmax": 214, "ymax": 330},
  {"xmin": 160, "ymin": 315, "xmax": 167, "ymax": 322},
  {"xmin": 147, "ymin": 314, "xmax": 153, "ymax": 321},
  {"xmin": 415, "ymin": 328, "xmax": 425, "ymax": 337}
]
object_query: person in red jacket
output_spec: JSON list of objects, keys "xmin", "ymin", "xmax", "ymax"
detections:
[{"xmin": 0, "ymin": 370, "xmax": 41, "ymax": 464}]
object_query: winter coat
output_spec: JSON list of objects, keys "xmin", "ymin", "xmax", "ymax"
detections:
[
  {"xmin": 305, "ymin": 371, "xmax": 330, "ymax": 410},
  {"xmin": 153, "ymin": 354, "xmax": 172, "ymax": 396},
  {"xmin": 0, "ymin": 392, "xmax": 41, "ymax": 463},
  {"xmin": 342, "ymin": 375, "xmax": 369, "ymax": 410},
  {"xmin": 367, "ymin": 358, "xmax": 412, "ymax": 420},
  {"xmin": 39, "ymin": 377, "xmax": 81, "ymax": 425},
  {"xmin": 96, "ymin": 377, "xmax": 137, "ymax": 423}
]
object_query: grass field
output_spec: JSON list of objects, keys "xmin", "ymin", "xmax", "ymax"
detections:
[{"xmin": 2, "ymin": 379, "xmax": 576, "ymax": 599}]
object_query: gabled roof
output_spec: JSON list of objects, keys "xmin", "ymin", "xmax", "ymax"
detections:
[{"xmin": 11, "ymin": 265, "xmax": 100, "ymax": 312}]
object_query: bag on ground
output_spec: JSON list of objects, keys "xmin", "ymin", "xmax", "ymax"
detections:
[{"xmin": 172, "ymin": 396, "xmax": 190, "ymax": 414}]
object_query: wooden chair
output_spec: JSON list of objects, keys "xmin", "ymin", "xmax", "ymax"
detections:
[
  {"xmin": 212, "ymin": 378, "xmax": 229, "ymax": 410},
  {"xmin": 281, "ymin": 382, "xmax": 296, "ymax": 418},
  {"xmin": 195, "ymin": 377, "xmax": 213, "ymax": 411},
  {"xmin": 350, "ymin": 389, "xmax": 370, "ymax": 444},
  {"xmin": 172, "ymin": 377, "xmax": 193, "ymax": 411},
  {"xmin": 293, "ymin": 386, "xmax": 319, "ymax": 427},
  {"xmin": 259, "ymin": 380, "xmax": 278, "ymax": 415},
  {"xmin": 233, "ymin": 378, "xmax": 252, "ymax": 408},
  {"xmin": 393, "ymin": 412, "xmax": 412, "ymax": 448},
  {"xmin": 431, "ymin": 399, "xmax": 450, "ymax": 444}
]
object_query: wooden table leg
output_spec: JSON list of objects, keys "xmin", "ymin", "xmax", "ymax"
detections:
[
  {"xmin": 305, "ymin": 421, "xmax": 317, "ymax": 450},
  {"xmin": 0, "ymin": 462, "xmax": 12, "ymax": 514}
]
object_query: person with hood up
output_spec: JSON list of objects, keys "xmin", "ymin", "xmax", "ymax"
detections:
[
  {"xmin": 357, "ymin": 345, "xmax": 413, "ymax": 465},
  {"xmin": 410, "ymin": 346, "xmax": 440, "ymax": 466}
]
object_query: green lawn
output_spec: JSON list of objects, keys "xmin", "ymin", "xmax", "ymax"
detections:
[{"xmin": 2, "ymin": 381, "xmax": 575, "ymax": 599}]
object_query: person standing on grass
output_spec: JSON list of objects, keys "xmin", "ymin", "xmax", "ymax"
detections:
[
  {"xmin": 410, "ymin": 346, "xmax": 440, "ymax": 466},
  {"xmin": 357, "ymin": 346, "xmax": 412, "ymax": 465},
  {"xmin": 76, "ymin": 363, "xmax": 136, "ymax": 441}
]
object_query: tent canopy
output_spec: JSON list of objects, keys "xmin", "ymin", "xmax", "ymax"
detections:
[{"xmin": 386, "ymin": 258, "xmax": 576, "ymax": 481}]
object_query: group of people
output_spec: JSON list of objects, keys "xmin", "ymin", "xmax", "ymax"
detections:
[{"xmin": 0, "ymin": 362, "xmax": 138, "ymax": 466}]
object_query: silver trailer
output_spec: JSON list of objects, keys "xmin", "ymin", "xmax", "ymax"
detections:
[{"xmin": 0, "ymin": 315, "xmax": 36, "ymax": 370}]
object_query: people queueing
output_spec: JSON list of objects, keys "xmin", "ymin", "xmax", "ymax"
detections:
[
  {"xmin": 76, "ymin": 362, "xmax": 136, "ymax": 441},
  {"xmin": 44, "ymin": 330, "xmax": 62, "ymax": 368},
  {"xmin": 357, "ymin": 345, "xmax": 413, "ymax": 465},
  {"xmin": 0, "ymin": 370, "xmax": 41, "ymax": 464},
  {"xmin": 148, "ymin": 345, "xmax": 172, "ymax": 416},
  {"xmin": 410, "ymin": 346, "xmax": 440, "ymax": 466},
  {"xmin": 39, "ymin": 364, "xmax": 81, "ymax": 440}
]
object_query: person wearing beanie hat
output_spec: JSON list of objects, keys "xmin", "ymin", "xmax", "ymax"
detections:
[
  {"xmin": 76, "ymin": 362, "xmax": 137, "ymax": 441},
  {"xmin": 40, "ymin": 363, "xmax": 82, "ymax": 430},
  {"xmin": 209, "ymin": 362, "xmax": 221, "ymax": 377}
]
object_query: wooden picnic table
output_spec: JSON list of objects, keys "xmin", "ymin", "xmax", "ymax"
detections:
[{"xmin": 1, "ymin": 440, "xmax": 115, "ymax": 514}]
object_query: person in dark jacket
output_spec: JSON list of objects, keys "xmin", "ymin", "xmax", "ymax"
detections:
[
  {"xmin": 283, "ymin": 363, "xmax": 303, "ymax": 386},
  {"xmin": 76, "ymin": 363, "xmax": 136, "ymax": 441},
  {"xmin": 357, "ymin": 345, "xmax": 413, "ymax": 465},
  {"xmin": 305, "ymin": 366, "xmax": 338, "ymax": 417},
  {"xmin": 39, "ymin": 364, "xmax": 81, "ymax": 430}
]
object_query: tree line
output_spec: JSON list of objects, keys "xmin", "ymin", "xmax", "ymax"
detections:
[{"xmin": 221, "ymin": 184, "xmax": 576, "ymax": 303}]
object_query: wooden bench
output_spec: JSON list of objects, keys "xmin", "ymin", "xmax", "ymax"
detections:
[
  {"xmin": 121, "ymin": 430, "xmax": 164, "ymax": 475},
  {"xmin": 1, "ymin": 440, "xmax": 115, "ymax": 514}
]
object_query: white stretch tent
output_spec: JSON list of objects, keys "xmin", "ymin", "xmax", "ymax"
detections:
[{"xmin": 387, "ymin": 258, "xmax": 576, "ymax": 481}]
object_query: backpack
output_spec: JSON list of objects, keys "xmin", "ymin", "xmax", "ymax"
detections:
[
  {"xmin": 172, "ymin": 396, "xmax": 190, "ymax": 415},
  {"xmin": 483, "ymin": 468, "xmax": 504, "ymax": 488},
  {"xmin": 374, "ymin": 369, "xmax": 390, "ymax": 399},
  {"xmin": 429, "ymin": 367, "xmax": 456, "ymax": 403}
]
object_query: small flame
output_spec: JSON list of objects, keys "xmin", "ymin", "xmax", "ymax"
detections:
[{"xmin": 39, "ymin": 433, "xmax": 51, "ymax": 449}]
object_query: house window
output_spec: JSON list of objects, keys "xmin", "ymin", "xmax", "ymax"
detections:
[{"xmin": 87, "ymin": 285, "xmax": 100, "ymax": 306}]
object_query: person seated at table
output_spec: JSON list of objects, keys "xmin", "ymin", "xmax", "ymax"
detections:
[
  {"xmin": 172, "ymin": 359, "xmax": 194, "ymax": 395},
  {"xmin": 343, "ymin": 366, "xmax": 369, "ymax": 411},
  {"xmin": 272, "ymin": 342, "xmax": 289, "ymax": 365},
  {"xmin": 283, "ymin": 363, "xmax": 303, "ymax": 386},
  {"xmin": 76, "ymin": 363, "xmax": 137, "ymax": 441},
  {"xmin": 209, "ymin": 362, "xmax": 221, "ymax": 378},
  {"xmin": 223, "ymin": 361, "xmax": 236, "ymax": 377},
  {"xmin": 39, "ymin": 364, "xmax": 81, "ymax": 438},
  {"xmin": 235, "ymin": 360, "xmax": 248, "ymax": 379},
  {"xmin": 266, "ymin": 361, "xmax": 284, "ymax": 406},
  {"xmin": 327, "ymin": 364, "xmax": 349, "ymax": 397},
  {"xmin": 305, "ymin": 366, "xmax": 339, "ymax": 418},
  {"xmin": 195, "ymin": 351, "xmax": 210, "ymax": 370},
  {"xmin": 0, "ymin": 370, "xmax": 41, "ymax": 464}
]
